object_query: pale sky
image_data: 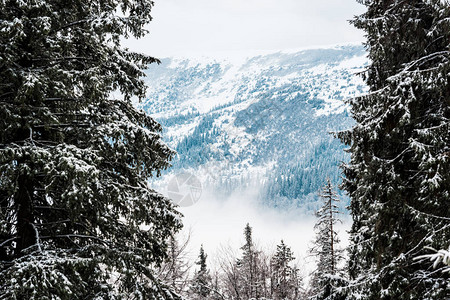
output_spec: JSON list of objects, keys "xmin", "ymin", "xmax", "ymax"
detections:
[{"xmin": 124, "ymin": 0, "xmax": 366, "ymax": 57}]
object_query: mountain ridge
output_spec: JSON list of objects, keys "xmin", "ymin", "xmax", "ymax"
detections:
[{"xmin": 139, "ymin": 45, "xmax": 368, "ymax": 212}]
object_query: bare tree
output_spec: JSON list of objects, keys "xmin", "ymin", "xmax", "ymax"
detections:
[
  {"xmin": 217, "ymin": 245, "xmax": 242, "ymax": 300},
  {"xmin": 158, "ymin": 231, "xmax": 193, "ymax": 296}
]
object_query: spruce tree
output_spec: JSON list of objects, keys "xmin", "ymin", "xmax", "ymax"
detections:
[
  {"xmin": 308, "ymin": 179, "xmax": 343, "ymax": 300},
  {"xmin": 190, "ymin": 245, "xmax": 212, "ymax": 300},
  {"xmin": 0, "ymin": 0, "xmax": 182, "ymax": 299},
  {"xmin": 271, "ymin": 240, "xmax": 300, "ymax": 300},
  {"xmin": 237, "ymin": 223, "xmax": 263, "ymax": 299},
  {"xmin": 338, "ymin": 0, "xmax": 450, "ymax": 298}
]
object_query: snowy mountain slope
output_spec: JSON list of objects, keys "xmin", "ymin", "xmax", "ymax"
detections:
[{"xmin": 139, "ymin": 45, "xmax": 368, "ymax": 211}]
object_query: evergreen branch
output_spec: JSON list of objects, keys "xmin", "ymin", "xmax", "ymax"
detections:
[
  {"xmin": 53, "ymin": 18, "xmax": 91, "ymax": 32},
  {"xmin": 32, "ymin": 123, "xmax": 91, "ymax": 128},
  {"xmin": 43, "ymin": 97, "xmax": 84, "ymax": 102},
  {"xmin": 0, "ymin": 237, "xmax": 18, "ymax": 247},
  {"xmin": 39, "ymin": 234, "xmax": 111, "ymax": 247},
  {"xmin": 31, "ymin": 57, "xmax": 93, "ymax": 62},
  {"xmin": 405, "ymin": 204, "xmax": 450, "ymax": 221},
  {"xmin": 404, "ymin": 51, "xmax": 450, "ymax": 71}
]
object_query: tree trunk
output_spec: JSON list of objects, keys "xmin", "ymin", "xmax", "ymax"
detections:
[{"xmin": 15, "ymin": 173, "xmax": 36, "ymax": 257}]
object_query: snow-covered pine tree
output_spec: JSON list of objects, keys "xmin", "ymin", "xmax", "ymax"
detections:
[
  {"xmin": 237, "ymin": 223, "xmax": 264, "ymax": 299},
  {"xmin": 0, "ymin": 1, "xmax": 182, "ymax": 298},
  {"xmin": 338, "ymin": 0, "xmax": 450, "ymax": 298},
  {"xmin": 190, "ymin": 245, "xmax": 212, "ymax": 300},
  {"xmin": 270, "ymin": 240, "xmax": 300, "ymax": 300},
  {"xmin": 308, "ymin": 179, "xmax": 344, "ymax": 300}
]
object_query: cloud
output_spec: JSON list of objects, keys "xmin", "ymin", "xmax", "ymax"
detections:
[
  {"xmin": 173, "ymin": 186, "xmax": 351, "ymax": 276},
  {"xmin": 123, "ymin": 0, "xmax": 366, "ymax": 57}
]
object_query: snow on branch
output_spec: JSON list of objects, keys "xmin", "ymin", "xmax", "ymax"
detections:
[{"xmin": 414, "ymin": 246, "xmax": 450, "ymax": 273}]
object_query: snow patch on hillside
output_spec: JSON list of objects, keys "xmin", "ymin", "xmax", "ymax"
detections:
[{"xmin": 142, "ymin": 45, "xmax": 368, "ymax": 211}]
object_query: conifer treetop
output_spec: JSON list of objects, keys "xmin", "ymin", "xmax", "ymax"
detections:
[{"xmin": 0, "ymin": 1, "xmax": 182, "ymax": 299}]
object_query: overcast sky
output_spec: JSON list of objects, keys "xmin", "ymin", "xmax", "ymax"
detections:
[{"xmin": 123, "ymin": 0, "xmax": 366, "ymax": 57}]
